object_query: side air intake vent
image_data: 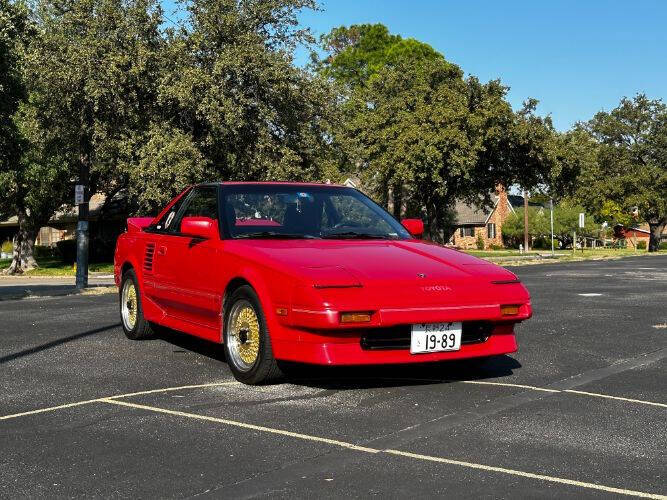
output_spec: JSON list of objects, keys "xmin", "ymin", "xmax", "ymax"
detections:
[{"xmin": 143, "ymin": 243, "xmax": 156, "ymax": 273}]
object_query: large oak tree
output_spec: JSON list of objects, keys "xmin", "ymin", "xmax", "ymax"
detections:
[
  {"xmin": 577, "ymin": 94, "xmax": 667, "ymax": 251},
  {"xmin": 316, "ymin": 23, "xmax": 557, "ymax": 241}
]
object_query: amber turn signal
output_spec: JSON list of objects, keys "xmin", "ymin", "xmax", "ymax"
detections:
[
  {"xmin": 275, "ymin": 307, "xmax": 288, "ymax": 316},
  {"xmin": 340, "ymin": 312, "xmax": 372, "ymax": 323},
  {"xmin": 500, "ymin": 304, "xmax": 520, "ymax": 316}
]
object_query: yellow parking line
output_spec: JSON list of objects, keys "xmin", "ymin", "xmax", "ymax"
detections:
[
  {"xmin": 99, "ymin": 398, "xmax": 666, "ymax": 499},
  {"xmin": 0, "ymin": 399, "xmax": 105, "ymax": 421},
  {"xmin": 385, "ymin": 450, "xmax": 667, "ymax": 500},
  {"xmin": 564, "ymin": 390, "xmax": 667, "ymax": 408},
  {"xmin": 461, "ymin": 381, "xmax": 666, "ymax": 407},
  {"xmin": 100, "ymin": 398, "xmax": 381, "ymax": 453},
  {"xmin": 105, "ymin": 381, "xmax": 239, "ymax": 399},
  {"xmin": 461, "ymin": 381, "xmax": 561, "ymax": 393},
  {"xmin": 0, "ymin": 382, "xmax": 238, "ymax": 421}
]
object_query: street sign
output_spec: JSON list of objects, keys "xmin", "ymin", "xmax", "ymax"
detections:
[
  {"xmin": 75, "ymin": 185, "xmax": 84, "ymax": 205},
  {"xmin": 579, "ymin": 212, "xmax": 585, "ymax": 228}
]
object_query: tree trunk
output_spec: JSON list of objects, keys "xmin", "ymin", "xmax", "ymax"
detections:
[
  {"xmin": 648, "ymin": 219, "xmax": 666, "ymax": 252},
  {"xmin": 392, "ymin": 182, "xmax": 403, "ymax": 219},
  {"xmin": 3, "ymin": 209, "xmax": 39, "ymax": 275},
  {"xmin": 425, "ymin": 201, "xmax": 436, "ymax": 241}
]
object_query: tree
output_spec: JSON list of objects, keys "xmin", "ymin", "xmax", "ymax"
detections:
[
  {"xmin": 148, "ymin": 0, "xmax": 338, "ymax": 207},
  {"xmin": 0, "ymin": 0, "xmax": 45, "ymax": 273},
  {"xmin": 0, "ymin": 0, "xmax": 25, "ymax": 166},
  {"xmin": 502, "ymin": 203, "xmax": 597, "ymax": 249},
  {"xmin": 314, "ymin": 23, "xmax": 441, "ymax": 89},
  {"xmin": 0, "ymin": 0, "xmax": 167, "ymax": 273},
  {"xmin": 577, "ymin": 94, "xmax": 667, "ymax": 252},
  {"xmin": 28, "ymin": 0, "xmax": 165, "ymax": 201},
  {"xmin": 548, "ymin": 127, "xmax": 598, "ymax": 201},
  {"xmin": 317, "ymin": 24, "xmax": 557, "ymax": 241}
]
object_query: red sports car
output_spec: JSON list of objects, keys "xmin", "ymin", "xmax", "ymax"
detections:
[{"xmin": 114, "ymin": 182, "xmax": 531, "ymax": 384}]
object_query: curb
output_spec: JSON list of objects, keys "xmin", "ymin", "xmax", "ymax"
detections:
[{"xmin": 0, "ymin": 285, "xmax": 117, "ymax": 302}]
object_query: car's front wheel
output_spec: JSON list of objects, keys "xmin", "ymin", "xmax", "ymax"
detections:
[
  {"xmin": 120, "ymin": 269, "xmax": 155, "ymax": 340},
  {"xmin": 223, "ymin": 285, "xmax": 283, "ymax": 385}
]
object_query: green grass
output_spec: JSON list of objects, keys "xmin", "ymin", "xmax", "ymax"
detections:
[
  {"xmin": 0, "ymin": 257, "xmax": 113, "ymax": 276},
  {"xmin": 466, "ymin": 246, "xmax": 664, "ymax": 265},
  {"xmin": 465, "ymin": 250, "xmax": 542, "ymax": 258}
]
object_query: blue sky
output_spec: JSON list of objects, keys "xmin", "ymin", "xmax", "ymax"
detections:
[
  {"xmin": 296, "ymin": 0, "xmax": 667, "ymax": 131},
  {"xmin": 162, "ymin": 0, "xmax": 667, "ymax": 131}
]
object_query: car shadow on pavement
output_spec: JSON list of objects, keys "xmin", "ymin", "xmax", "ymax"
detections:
[
  {"xmin": 154, "ymin": 327, "xmax": 521, "ymax": 389},
  {"xmin": 0, "ymin": 323, "xmax": 121, "ymax": 364},
  {"xmin": 281, "ymin": 356, "xmax": 522, "ymax": 390},
  {"xmin": 155, "ymin": 327, "xmax": 227, "ymax": 363}
]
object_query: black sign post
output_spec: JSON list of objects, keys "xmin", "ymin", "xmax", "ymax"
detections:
[{"xmin": 75, "ymin": 179, "xmax": 89, "ymax": 289}]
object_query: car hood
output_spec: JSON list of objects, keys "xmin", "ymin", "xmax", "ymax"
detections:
[{"xmin": 230, "ymin": 239, "xmax": 515, "ymax": 282}]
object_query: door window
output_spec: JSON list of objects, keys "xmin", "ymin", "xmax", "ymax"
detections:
[
  {"xmin": 172, "ymin": 186, "xmax": 219, "ymax": 233},
  {"xmin": 152, "ymin": 192, "xmax": 189, "ymax": 232}
]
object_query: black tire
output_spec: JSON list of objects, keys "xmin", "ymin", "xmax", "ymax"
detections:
[
  {"xmin": 223, "ymin": 285, "xmax": 283, "ymax": 385},
  {"xmin": 119, "ymin": 268, "xmax": 155, "ymax": 340}
]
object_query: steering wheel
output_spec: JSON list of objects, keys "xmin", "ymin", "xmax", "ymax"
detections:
[{"xmin": 334, "ymin": 220, "xmax": 362, "ymax": 229}]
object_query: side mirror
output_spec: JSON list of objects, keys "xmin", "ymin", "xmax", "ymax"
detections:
[
  {"xmin": 401, "ymin": 218, "xmax": 424, "ymax": 238},
  {"xmin": 181, "ymin": 216, "xmax": 219, "ymax": 240}
]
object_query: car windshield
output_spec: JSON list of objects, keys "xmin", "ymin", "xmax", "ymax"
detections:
[{"xmin": 221, "ymin": 185, "xmax": 411, "ymax": 240}]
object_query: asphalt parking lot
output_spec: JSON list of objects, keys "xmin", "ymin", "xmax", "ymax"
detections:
[{"xmin": 1, "ymin": 256, "xmax": 666, "ymax": 499}]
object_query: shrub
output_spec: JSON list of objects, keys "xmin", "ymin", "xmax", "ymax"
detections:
[
  {"xmin": 1, "ymin": 240, "xmax": 12, "ymax": 254},
  {"xmin": 532, "ymin": 237, "xmax": 548, "ymax": 250},
  {"xmin": 636, "ymin": 240, "xmax": 647, "ymax": 250},
  {"xmin": 659, "ymin": 241, "xmax": 667, "ymax": 251},
  {"xmin": 34, "ymin": 245, "xmax": 56, "ymax": 259},
  {"xmin": 489, "ymin": 243, "xmax": 503, "ymax": 251},
  {"xmin": 56, "ymin": 239, "xmax": 77, "ymax": 263},
  {"xmin": 89, "ymin": 235, "xmax": 117, "ymax": 263},
  {"xmin": 475, "ymin": 233, "xmax": 485, "ymax": 250}
]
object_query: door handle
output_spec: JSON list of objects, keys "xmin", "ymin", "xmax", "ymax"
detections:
[{"xmin": 157, "ymin": 246, "xmax": 167, "ymax": 256}]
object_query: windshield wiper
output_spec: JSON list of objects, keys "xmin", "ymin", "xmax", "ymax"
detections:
[
  {"xmin": 235, "ymin": 231, "xmax": 318, "ymax": 239},
  {"xmin": 321, "ymin": 231, "xmax": 393, "ymax": 240}
]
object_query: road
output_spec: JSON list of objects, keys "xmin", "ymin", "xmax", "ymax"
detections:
[{"xmin": 1, "ymin": 256, "xmax": 666, "ymax": 498}]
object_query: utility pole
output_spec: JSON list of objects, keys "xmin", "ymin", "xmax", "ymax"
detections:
[
  {"xmin": 523, "ymin": 190, "xmax": 529, "ymax": 252},
  {"xmin": 75, "ymin": 160, "xmax": 89, "ymax": 289}
]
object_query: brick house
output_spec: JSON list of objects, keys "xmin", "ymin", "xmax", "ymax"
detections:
[
  {"xmin": 613, "ymin": 224, "xmax": 652, "ymax": 248},
  {"xmin": 448, "ymin": 186, "xmax": 525, "ymax": 249}
]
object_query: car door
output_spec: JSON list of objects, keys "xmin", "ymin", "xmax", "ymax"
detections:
[
  {"xmin": 159, "ymin": 185, "xmax": 223, "ymax": 333},
  {"xmin": 141, "ymin": 191, "xmax": 190, "ymax": 315}
]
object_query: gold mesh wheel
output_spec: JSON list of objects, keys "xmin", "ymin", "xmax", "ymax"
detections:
[
  {"xmin": 227, "ymin": 300, "xmax": 261, "ymax": 372},
  {"xmin": 121, "ymin": 279, "xmax": 138, "ymax": 331}
]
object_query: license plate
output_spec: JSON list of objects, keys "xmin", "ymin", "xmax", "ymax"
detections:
[{"xmin": 410, "ymin": 322, "xmax": 462, "ymax": 354}]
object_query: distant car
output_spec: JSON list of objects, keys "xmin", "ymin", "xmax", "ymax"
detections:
[{"xmin": 114, "ymin": 182, "xmax": 532, "ymax": 384}]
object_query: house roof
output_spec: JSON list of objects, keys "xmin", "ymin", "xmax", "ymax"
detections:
[
  {"xmin": 454, "ymin": 194, "xmax": 543, "ymax": 226},
  {"xmin": 0, "ymin": 193, "xmax": 118, "ymax": 227},
  {"xmin": 453, "ymin": 196, "xmax": 499, "ymax": 225}
]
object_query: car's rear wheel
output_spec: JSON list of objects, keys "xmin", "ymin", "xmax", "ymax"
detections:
[
  {"xmin": 120, "ymin": 269, "xmax": 154, "ymax": 340},
  {"xmin": 223, "ymin": 285, "xmax": 283, "ymax": 385}
]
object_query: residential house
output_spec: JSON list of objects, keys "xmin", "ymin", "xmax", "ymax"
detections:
[
  {"xmin": 0, "ymin": 193, "xmax": 127, "ymax": 258},
  {"xmin": 449, "ymin": 187, "xmax": 531, "ymax": 249}
]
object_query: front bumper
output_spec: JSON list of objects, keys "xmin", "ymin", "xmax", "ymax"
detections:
[{"xmin": 271, "ymin": 322, "xmax": 518, "ymax": 366}]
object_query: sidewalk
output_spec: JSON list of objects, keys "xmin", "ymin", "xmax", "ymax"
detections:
[{"xmin": 0, "ymin": 273, "xmax": 116, "ymax": 300}]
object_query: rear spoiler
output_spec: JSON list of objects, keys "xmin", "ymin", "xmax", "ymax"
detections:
[{"xmin": 127, "ymin": 217, "xmax": 154, "ymax": 233}]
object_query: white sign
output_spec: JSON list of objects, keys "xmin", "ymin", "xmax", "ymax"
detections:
[
  {"xmin": 75, "ymin": 185, "xmax": 85, "ymax": 205},
  {"xmin": 578, "ymin": 212, "xmax": 585, "ymax": 228}
]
